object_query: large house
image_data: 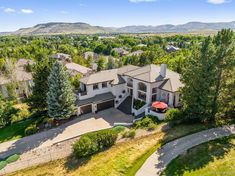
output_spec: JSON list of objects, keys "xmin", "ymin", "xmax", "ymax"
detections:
[
  {"xmin": 76, "ymin": 64, "xmax": 183, "ymax": 116},
  {"xmin": 0, "ymin": 59, "xmax": 34, "ymax": 99}
]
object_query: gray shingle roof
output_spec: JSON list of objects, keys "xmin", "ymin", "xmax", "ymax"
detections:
[
  {"xmin": 0, "ymin": 59, "xmax": 34, "ymax": 85},
  {"xmin": 80, "ymin": 65, "xmax": 138, "ymax": 85}
]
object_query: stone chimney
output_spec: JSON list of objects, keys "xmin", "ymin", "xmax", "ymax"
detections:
[{"xmin": 160, "ymin": 64, "xmax": 167, "ymax": 78}]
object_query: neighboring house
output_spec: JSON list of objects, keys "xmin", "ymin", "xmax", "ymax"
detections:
[
  {"xmin": 127, "ymin": 50, "xmax": 144, "ymax": 57},
  {"xmin": 65, "ymin": 62, "xmax": 92, "ymax": 76},
  {"xmin": 76, "ymin": 64, "xmax": 183, "ymax": 116},
  {"xmin": 0, "ymin": 59, "xmax": 34, "ymax": 99},
  {"xmin": 166, "ymin": 45, "xmax": 180, "ymax": 52},
  {"xmin": 83, "ymin": 51, "xmax": 99, "ymax": 61},
  {"xmin": 50, "ymin": 53, "xmax": 72, "ymax": 63},
  {"xmin": 112, "ymin": 48, "xmax": 129, "ymax": 56}
]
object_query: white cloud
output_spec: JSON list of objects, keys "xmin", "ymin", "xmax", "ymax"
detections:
[
  {"xmin": 129, "ymin": 0, "xmax": 156, "ymax": 3},
  {"xmin": 3, "ymin": 8, "xmax": 16, "ymax": 13},
  {"xmin": 21, "ymin": 9, "xmax": 34, "ymax": 14},
  {"xmin": 207, "ymin": 0, "xmax": 231, "ymax": 4},
  {"xmin": 60, "ymin": 10, "xmax": 68, "ymax": 14}
]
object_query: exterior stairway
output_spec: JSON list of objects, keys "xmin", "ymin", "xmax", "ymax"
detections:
[{"xmin": 117, "ymin": 96, "xmax": 132, "ymax": 115}]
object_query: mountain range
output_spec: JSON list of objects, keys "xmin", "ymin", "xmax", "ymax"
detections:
[{"xmin": 2, "ymin": 21, "xmax": 235, "ymax": 35}]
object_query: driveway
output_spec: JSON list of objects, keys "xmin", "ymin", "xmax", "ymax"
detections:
[
  {"xmin": 0, "ymin": 108, "xmax": 133, "ymax": 159},
  {"xmin": 136, "ymin": 125, "xmax": 235, "ymax": 176}
]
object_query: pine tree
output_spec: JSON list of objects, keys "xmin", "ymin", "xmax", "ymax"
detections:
[
  {"xmin": 47, "ymin": 61, "xmax": 76, "ymax": 120},
  {"xmin": 212, "ymin": 29, "xmax": 235, "ymax": 120},
  {"xmin": 28, "ymin": 60, "xmax": 51, "ymax": 110},
  {"xmin": 181, "ymin": 37, "xmax": 216, "ymax": 122}
]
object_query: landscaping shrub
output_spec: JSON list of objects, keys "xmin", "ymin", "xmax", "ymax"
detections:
[
  {"xmin": 113, "ymin": 126, "xmax": 126, "ymax": 133},
  {"xmin": 73, "ymin": 129, "xmax": 118, "ymax": 159},
  {"xmin": 5, "ymin": 154, "xmax": 20, "ymax": 163},
  {"xmin": 24, "ymin": 124, "xmax": 38, "ymax": 136},
  {"xmin": 134, "ymin": 116, "xmax": 155, "ymax": 129},
  {"xmin": 165, "ymin": 108, "xmax": 183, "ymax": 122},
  {"xmin": 122, "ymin": 129, "xmax": 136, "ymax": 139},
  {"xmin": 133, "ymin": 99, "xmax": 146, "ymax": 110},
  {"xmin": 147, "ymin": 123, "xmax": 158, "ymax": 131},
  {"xmin": 0, "ymin": 161, "xmax": 7, "ymax": 170},
  {"xmin": 73, "ymin": 136, "xmax": 98, "ymax": 158}
]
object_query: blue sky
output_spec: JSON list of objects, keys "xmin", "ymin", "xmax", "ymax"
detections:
[{"xmin": 0, "ymin": 0, "xmax": 235, "ymax": 32}]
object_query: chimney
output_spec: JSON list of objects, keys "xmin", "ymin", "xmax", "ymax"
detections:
[{"xmin": 160, "ymin": 64, "xmax": 167, "ymax": 78}]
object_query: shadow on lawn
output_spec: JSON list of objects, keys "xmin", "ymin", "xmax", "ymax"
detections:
[{"xmin": 161, "ymin": 136, "xmax": 235, "ymax": 176}]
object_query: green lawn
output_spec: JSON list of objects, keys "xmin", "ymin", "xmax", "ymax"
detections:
[
  {"xmin": 9, "ymin": 123, "xmax": 213, "ymax": 176},
  {"xmin": 0, "ymin": 119, "xmax": 35, "ymax": 143},
  {"xmin": 162, "ymin": 135, "xmax": 235, "ymax": 176}
]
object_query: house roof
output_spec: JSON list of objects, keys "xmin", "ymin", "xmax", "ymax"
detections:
[
  {"xmin": 80, "ymin": 65, "xmax": 138, "ymax": 85},
  {"xmin": 123, "ymin": 64, "xmax": 183, "ymax": 91},
  {"xmin": 77, "ymin": 92, "xmax": 115, "ymax": 106},
  {"xmin": 65, "ymin": 63, "xmax": 92, "ymax": 75},
  {"xmin": 80, "ymin": 64, "xmax": 183, "ymax": 92},
  {"xmin": 127, "ymin": 50, "xmax": 144, "ymax": 57},
  {"xmin": 0, "ymin": 59, "xmax": 34, "ymax": 85}
]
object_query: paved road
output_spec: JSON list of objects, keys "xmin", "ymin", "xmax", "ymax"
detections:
[
  {"xmin": 136, "ymin": 124, "xmax": 235, "ymax": 176},
  {"xmin": 0, "ymin": 108, "xmax": 133, "ymax": 159}
]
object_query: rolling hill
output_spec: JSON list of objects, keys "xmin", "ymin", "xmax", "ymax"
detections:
[{"xmin": 2, "ymin": 21, "xmax": 235, "ymax": 35}]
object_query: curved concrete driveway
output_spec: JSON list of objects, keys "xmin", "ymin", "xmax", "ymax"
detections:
[{"xmin": 136, "ymin": 125, "xmax": 235, "ymax": 176}]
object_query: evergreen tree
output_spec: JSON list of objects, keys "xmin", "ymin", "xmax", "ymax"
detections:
[
  {"xmin": 181, "ymin": 37, "xmax": 216, "ymax": 122},
  {"xmin": 28, "ymin": 60, "xmax": 51, "ymax": 110},
  {"xmin": 47, "ymin": 61, "xmax": 76, "ymax": 120},
  {"xmin": 212, "ymin": 29, "xmax": 235, "ymax": 120},
  {"xmin": 181, "ymin": 29, "xmax": 235, "ymax": 123}
]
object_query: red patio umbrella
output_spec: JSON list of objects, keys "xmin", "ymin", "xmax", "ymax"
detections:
[{"xmin": 152, "ymin": 101, "xmax": 168, "ymax": 110}]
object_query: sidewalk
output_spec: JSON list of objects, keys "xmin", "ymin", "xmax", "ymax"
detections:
[{"xmin": 136, "ymin": 124, "xmax": 235, "ymax": 176}]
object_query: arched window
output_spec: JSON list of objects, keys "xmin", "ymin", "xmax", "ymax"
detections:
[{"xmin": 138, "ymin": 82, "xmax": 147, "ymax": 92}]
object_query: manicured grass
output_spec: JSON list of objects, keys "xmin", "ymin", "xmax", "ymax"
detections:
[
  {"xmin": 9, "ymin": 123, "xmax": 213, "ymax": 176},
  {"xmin": 162, "ymin": 135, "xmax": 235, "ymax": 176},
  {"xmin": 0, "ymin": 119, "xmax": 35, "ymax": 143}
]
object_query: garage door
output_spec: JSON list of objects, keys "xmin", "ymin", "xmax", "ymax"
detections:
[
  {"xmin": 80, "ymin": 104, "xmax": 92, "ymax": 115},
  {"xmin": 97, "ymin": 100, "xmax": 114, "ymax": 112}
]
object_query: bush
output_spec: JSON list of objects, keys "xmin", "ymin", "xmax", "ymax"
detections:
[
  {"xmin": 133, "ymin": 99, "xmax": 146, "ymax": 110},
  {"xmin": 122, "ymin": 129, "xmax": 136, "ymax": 139},
  {"xmin": 147, "ymin": 123, "xmax": 158, "ymax": 131},
  {"xmin": 24, "ymin": 124, "xmax": 38, "ymax": 136},
  {"xmin": 73, "ymin": 136, "xmax": 98, "ymax": 158},
  {"xmin": 134, "ymin": 116, "xmax": 155, "ymax": 129},
  {"xmin": 73, "ymin": 129, "xmax": 118, "ymax": 159},
  {"xmin": 165, "ymin": 108, "xmax": 182, "ymax": 122},
  {"xmin": 6, "ymin": 154, "xmax": 20, "ymax": 163},
  {"xmin": 112, "ymin": 126, "xmax": 126, "ymax": 133},
  {"xmin": 0, "ymin": 161, "xmax": 7, "ymax": 170}
]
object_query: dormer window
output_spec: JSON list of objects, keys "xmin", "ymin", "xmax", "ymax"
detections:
[
  {"xmin": 102, "ymin": 82, "xmax": 108, "ymax": 88},
  {"xmin": 93, "ymin": 84, "xmax": 99, "ymax": 90}
]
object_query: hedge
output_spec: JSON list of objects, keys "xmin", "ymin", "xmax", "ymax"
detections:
[{"xmin": 73, "ymin": 129, "xmax": 118, "ymax": 159}]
